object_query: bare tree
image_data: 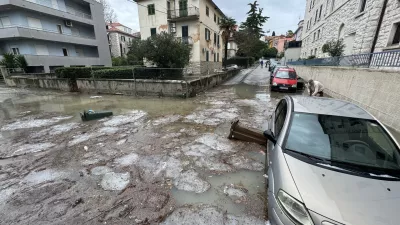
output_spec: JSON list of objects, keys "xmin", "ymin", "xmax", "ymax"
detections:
[{"xmin": 99, "ymin": 0, "xmax": 118, "ymax": 23}]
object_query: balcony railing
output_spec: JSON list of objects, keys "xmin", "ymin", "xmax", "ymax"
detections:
[
  {"xmin": 22, "ymin": 0, "xmax": 92, "ymax": 20},
  {"xmin": 287, "ymin": 50, "xmax": 400, "ymax": 68},
  {"xmin": 177, "ymin": 36, "xmax": 193, "ymax": 45},
  {"xmin": 168, "ymin": 7, "xmax": 200, "ymax": 20},
  {"xmin": 0, "ymin": 25, "xmax": 96, "ymax": 39}
]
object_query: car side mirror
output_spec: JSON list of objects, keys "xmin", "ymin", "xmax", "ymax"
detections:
[{"xmin": 263, "ymin": 130, "xmax": 276, "ymax": 144}]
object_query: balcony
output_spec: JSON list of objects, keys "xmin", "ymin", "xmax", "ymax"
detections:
[
  {"xmin": 0, "ymin": 0, "xmax": 93, "ymax": 24},
  {"xmin": 0, "ymin": 26, "xmax": 97, "ymax": 46},
  {"xmin": 168, "ymin": 7, "xmax": 199, "ymax": 21},
  {"xmin": 177, "ymin": 36, "xmax": 193, "ymax": 45}
]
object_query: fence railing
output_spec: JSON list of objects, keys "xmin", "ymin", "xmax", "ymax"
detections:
[
  {"xmin": 287, "ymin": 50, "xmax": 400, "ymax": 68},
  {"xmin": 177, "ymin": 36, "xmax": 194, "ymax": 45},
  {"xmin": 168, "ymin": 7, "xmax": 200, "ymax": 19}
]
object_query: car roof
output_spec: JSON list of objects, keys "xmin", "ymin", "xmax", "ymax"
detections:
[
  {"xmin": 289, "ymin": 96, "xmax": 374, "ymax": 120},
  {"xmin": 277, "ymin": 68, "xmax": 295, "ymax": 72}
]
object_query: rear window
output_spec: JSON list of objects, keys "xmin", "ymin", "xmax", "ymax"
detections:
[{"xmin": 275, "ymin": 71, "xmax": 296, "ymax": 79}]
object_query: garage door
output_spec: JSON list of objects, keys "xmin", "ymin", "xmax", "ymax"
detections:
[
  {"xmin": 35, "ymin": 45, "xmax": 49, "ymax": 55},
  {"xmin": 27, "ymin": 17, "xmax": 42, "ymax": 30}
]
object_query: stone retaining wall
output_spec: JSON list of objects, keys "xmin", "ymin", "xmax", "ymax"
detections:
[
  {"xmin": 3, "ymin": 70, "xmax": 240, "ymax": 98},
  {"xmin": 292, "ymin": 65, "xmax": 400, "ymax": 131}
]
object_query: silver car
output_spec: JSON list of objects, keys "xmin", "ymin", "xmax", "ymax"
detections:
[{"xmin": 264, "ymin": 96, "xmax": 400, "ymax": 225}]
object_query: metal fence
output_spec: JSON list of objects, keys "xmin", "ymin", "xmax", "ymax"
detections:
[{"xmin": 287, "ymin": 50, "xmax": 400, "ymax": 68}]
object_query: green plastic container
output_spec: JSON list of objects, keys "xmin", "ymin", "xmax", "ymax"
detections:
[{"xmin": 80, "ymin": 110, "xmax": 113, "ymax": 121}]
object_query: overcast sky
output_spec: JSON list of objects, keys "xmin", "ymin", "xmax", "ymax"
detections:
[{"xmin": 108, "ymin": 0, "xmax": 306, "ymax": 36}]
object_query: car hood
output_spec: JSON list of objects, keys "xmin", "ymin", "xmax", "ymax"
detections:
[
  {"xmin": 273, "ymin": 78, "xmax": 297, "ymax": 85},
  {"xmin": 285, "ymin": 154, "xmax": 400, "ymax": 225}
]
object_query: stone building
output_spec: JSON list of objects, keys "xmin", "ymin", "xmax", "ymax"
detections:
[
  {"xmin": 134, "ymin": 0, "xmax": 225, "ymax": 75},
  {"xmin": 301, "ymin": 0, "xmax": 400, "ymax": 58},
  {"xmin": 106, "ymin": 23, "xmax": 139, "ymax": 58}
]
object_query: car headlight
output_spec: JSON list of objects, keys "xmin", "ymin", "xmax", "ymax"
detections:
[
  {"xmin": 292, "ymin": 84, "xmax": 297, "ymax": 88},
  {"xmin": 277, "ymin": 190, "xmax": 314, "ymax": 225},
  {"xmin": 273, "ymin": 82, "xmax": 277, "ymax": 86}
]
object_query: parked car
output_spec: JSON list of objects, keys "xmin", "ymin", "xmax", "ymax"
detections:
[
  {"xmin": 270, "ymin": 68, "xmax": 298, "ymax": 92},
  {"xmin": 264, "ymin": 96, "xmax": 400, "ymax": 225},
  {"xmin": 224, "ymin": 64, "xmax": 239, "ymax": 71},
  {"xmin": 270, "ymin": 65, "xmax": 289, "ymax": 84}
]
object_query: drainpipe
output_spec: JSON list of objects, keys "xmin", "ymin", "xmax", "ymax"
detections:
[{"xmin": 370, "ymin": 0, "xmax": 389, "ymax": 54}]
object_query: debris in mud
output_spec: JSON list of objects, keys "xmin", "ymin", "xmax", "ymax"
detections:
[
  {"xmin": 223, "ymin": 184, "xmax": 248, "ymax": 198},
  {"xmin": 195, "ymin": 134, "xmax": 235, "ymax": 153},
  {"xmin": 99, "ymin": 126, "xmax": 120, "ymax": 134},
  {"xmin": 102, "ymin": 110, "xmax": 146, "ymax": 127},
  {"xmin": 91, "ymin": 166, "xmax": 113, "ymax": 176},
  {"xmin": 184, "ymin": 107, "xmax": 239, "ymax": 126},
  {"xmin": 90, "ymin": 96, "xmax": 103, "ymax": 99},
  {"xmin": 9, "ymin": 143, "xmax": 55, "ymax": 158},
  {"xmin": 1, "ymin": 116, "xmax": 73, "ymax": 131},
  {"xmin": 23, "ymin": 169, "xmax": 71, "ymax": 185},
  {"xmin": 173, "ymin": 170, "xmax": 210, "ymax": 193},
  {"xmin": 114, "ymin": 153, "xmax": 139, "ymax": 166},
  {"xmin": 226, "ymin": 214, "xmax": 266, "ymax": 225},
  {"xmin": 68, "ymin": 133, "xmax": 96, "ymax": 146},
  {"xmin": 195, "ymin": 157, "xmax": 233, "ymax": 172},
  {"xmin": 100, "ymin": 172, "xmax": 130, "ymax": 191},
  {"xmin": 225, "ymin": 155, "xmax": 264, "ymax": 171},
  {"xmin": 152, "ymin": 115, "xmax": 182, "ymax": 126}
]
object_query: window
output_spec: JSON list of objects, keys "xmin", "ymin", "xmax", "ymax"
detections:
[
  {"xmin": 214, "ymin": 13, "xmax": 217, "ymax": 22},
  {"xmin": 359, "ymin": 0, "xmax": 367, "ymax": 12},
  {"xmin": 62, "ymin": 48, "xmax": 68, "ymax": 56},
  {"xmin": 217, "ymin": 53, "xmax": 219, "ymax": 62},
  {"xmin": 206, "ymin": 6, "xmax": 209, "ymax": 17},
  {"xmin": 27, "ymin": 17, "xmax": 42, "ymax": 30},
  {"xmin": 274, "ymin": 100, "xmax": 287, "ymax": 137},
  {"xmin": 317, "ymin": 29, "xmax": 321, "ymax": 39},
  {"xmin": 217, "ymin": 17, "xmax": 220, "ymax": 24},
  {"xmin": 206, "ymin": 51, "xmax": 209, "ymax": 61},
  {"xmin": 11, "ymin": 48, "xmax": 20, "ymax": 55},
  {"xmin": 310, "ymin": 17, "xmax": 313, "ymax": 27},
  {"xmin": 315, "ymin": 9, "xmax": 318, "ymax": 23},
  {"xmin": 275, "ymin": 71, "xmax": 297, "ymax": 79},
  {"xmin": 392, "ymin": 23, "xmax": 400, "ymax": 45},
  {"xmin": 217, "ymin": 35, "xmax": 220, "ymax": 46},
  {"xmin": 285, "ymin": 113, "xmax": 400, "ymax": 172},
  {"xmin": 150, "ymin": 28, "xmax": 156, "ymax": 36},
  {"xmin": 331, "ymin": 0, "xmax": 335, "ymax": 12},
  {"xmin": 214, "ymin": 32, "xmax": 217, "ymax": 45},
  {"xmin": 148, "ymin": 4, "xmax": 155, "ymax": 15},
  {"xmin": 205, "ymin": 28, "xmax": 210, "ymax": 41},
  {"xmin": 57, "ymin": 24, "xmax": 63, "ymax": 34},
  {"xmin": 319, "ymin": 5, "xmax": 323, "ymax": 19},
  {"xmin": 315, "ymin": 48, "xmax": 318, "ymax": 55},
  {"xmin": 313, "ymin": 32, "xmax": 316, "ymax": 41},
  {"xmin": 121, "ymin": 36, "xmax": 125, "ymax": 42},
  {"xmin": 214, "ymin": 52, "xmax": 216, "ymax": 62},
  {"xmin": 0, "ymin": 17, "xmax": 11, "ymax": 28},
  {"xmin": 311, "ymin": 49, "xmax": 313, "ymax": 55}
]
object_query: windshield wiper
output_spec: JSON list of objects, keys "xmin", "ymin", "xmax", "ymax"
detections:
[{"xmin": 285, "ymin": 148, "xmax": 329, "ymax": 163}]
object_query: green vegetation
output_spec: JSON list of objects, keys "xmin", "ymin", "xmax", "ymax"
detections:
[
  {"xmin": 55, "ymin": 67, "xmax": 112, "ymax": 79},
  {"xmin": 0, "ymin": 53, "xmax": 28, "ymax": 72},
  {"xmin": 322, "ymin": 39, "xmax": 346, "ymax": 57},
  {"xmin": 127, "ymin": 32, "xmax": 191, "ymax": 68},
  {"xmin": 261, "ymin": 47, "xmax": 278, "ymax": 58},
  {"xmin": 239, "ymin": 1, "xmax": 269, "ymax": 37},
  {"xmin": 224, "ymin": 57, "xmax": 255, "ymax": 68},
  {"xmin": 219, "ymin": 17, "xmax": 237, "ymax": 67}
]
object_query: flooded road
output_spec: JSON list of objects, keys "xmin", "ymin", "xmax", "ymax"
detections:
[{"xmin": 0, "ymin": 67, "xmax": 298, "ymax": 224}]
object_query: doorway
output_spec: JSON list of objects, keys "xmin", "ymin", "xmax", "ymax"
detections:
[{"xmin": 179, "ymin": 0, "xmax": 188, "ymax": 17}]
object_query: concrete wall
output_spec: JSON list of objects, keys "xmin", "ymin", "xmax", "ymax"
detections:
[
  {"xmin": 3, "ymin": 69, "xmax": 240, "ymax": 97},
  {"xmin": 291, "ymin": 65, "xmax": 400, "ymax": 131}
]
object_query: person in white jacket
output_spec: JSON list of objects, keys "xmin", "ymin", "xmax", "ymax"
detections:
[{"xmin": 307, "ymin": 79, "xmax": 324, "ymax": 97}]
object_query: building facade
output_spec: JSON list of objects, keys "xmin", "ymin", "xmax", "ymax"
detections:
[
  {"xmin": 293, "ymin": 20, "xmax": 304, "ymax": 41},
  {"xmin": 107, "ymin": 23, "xmax": 139, "ymax": 57},
  {"xmin": 0, "ymin": 0, "xmax": 111, "ymax": 73},
  {"xmin": 135, "ymin": 0, "xmax": 225, "ymax": 74},
  {"xmin": 301, "ymin": 0, "xmax": 400, "ymax": 58},
  {"xmin": 265, "ymin": 35, "xmax": 294, "ymax": 53}
]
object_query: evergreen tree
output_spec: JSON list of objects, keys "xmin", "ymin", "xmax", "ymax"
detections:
[{"xmin": 239, "ymin": 1, "xmax": 269, "ymax": 37}]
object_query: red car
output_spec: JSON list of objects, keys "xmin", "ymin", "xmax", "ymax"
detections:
[{"xmin": 270, "ymin": 68, "xmax": 298, "ymax": 92}]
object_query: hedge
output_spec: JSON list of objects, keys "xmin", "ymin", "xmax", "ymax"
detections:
[
  {"xmin": 223, "ymin": 57, "xmax": 255, "ymax": 68},
  {"xmin": 92, "ymin": 68, "xmax": 134, "ymax": 79},
  {"xmin": 91, "ymin": 67, "xmax": 184, "ymax": 80},
  {"xmin": 55, "ymin": 67, "xmax": 112, "ymax": 79}
]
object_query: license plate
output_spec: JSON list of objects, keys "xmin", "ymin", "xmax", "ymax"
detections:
[{"xmin": 279, "ymin": 87, "xmax": 288, "ymax": 90}]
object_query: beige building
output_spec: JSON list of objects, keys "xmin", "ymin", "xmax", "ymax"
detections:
[
  {"xmin": 301, "ymin": 0, "xmax": 400, "ymax": 58},
  {"xmin": 135, "ymin": 0, "xmax": 225, "ymax": 74},
  {"xmin": 107, "ymin": 23, "xmax": 139, "ymax": 57}
]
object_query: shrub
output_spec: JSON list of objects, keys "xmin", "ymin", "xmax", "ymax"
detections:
[
  {"xmin": 112, "ymin": 57, "xmax": 128, "ymax": 66},
  {"xmin": 55, "ymin": 67, "xmax": 112, "ymax": 79},
  {"xmin": 322, "ymin": 39, "xmax": 345, "ymax": 57},
  {"xmin": 134, "ymin": 67, "xmax": 183, "ymax": 80},
  {"xmin": 307, "ymin": 55, "xmax": 316, "ymax": 59},
  {"xmin": 92, "ymin": 68, "xmax": 134, "ymax": 79}
]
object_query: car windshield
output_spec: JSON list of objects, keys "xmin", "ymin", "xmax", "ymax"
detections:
[
  {"xmin": 273, "ymin": 66, "xmax": 287, "ymax": 73},
  {"xmin": 275, "ymin": 71, "xmax": 297, "ymax": 79},
  {"xmin": 285, "ymin": 113, "xmax": 400, "ymax": 173}
]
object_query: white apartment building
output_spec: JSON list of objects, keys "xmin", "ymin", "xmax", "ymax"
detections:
[
  {"xmin": 107, "ymin": 23, "xmax": 139, "ymax": 57},
  {"xmin": 135, "ymin": 0, "xmax": 225, "ymax": 74},
  {"xmin": 301, "ymin": 0, "xmax": 400, "ymax": 58}
]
